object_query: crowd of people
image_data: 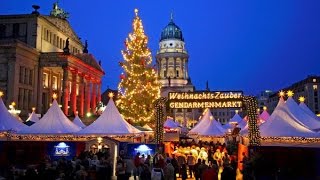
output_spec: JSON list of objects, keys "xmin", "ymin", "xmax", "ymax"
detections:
[
  {"xmin": 114, "ymin": 140, "xmax": 239, "ymax": 180},
  {"xmin": 0, "ymin": 140, "xmax": 244, "ymax": 180},
  {"xmin": 0, "ymin": 150, "xmax": 113, "ymax": 180}
]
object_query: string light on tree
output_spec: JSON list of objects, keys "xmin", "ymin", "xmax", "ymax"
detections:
[{"xmin": 117, "ymin": 8, "xmax": 161, "ymax": 125}]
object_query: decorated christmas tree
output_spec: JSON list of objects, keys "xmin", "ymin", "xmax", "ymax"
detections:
[{"xmin": 117, "ymin": 9, "xmax": 160, "ymax": 124}]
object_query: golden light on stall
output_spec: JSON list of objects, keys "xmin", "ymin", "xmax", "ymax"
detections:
[
  {"xmin": 86, "ymin": 112, "xmax": 92, "ymax": 117},
  {"xmin": 263, "ymin": 106, "xmax": 267, "ymax": 111},
  {"xmin": 108, "ymin": 92, "xmax": 114, "ymax": 98},
  {"xmin": 279, "ymin": 90, "xmax": 285, "ymax": 97},
  {"xmin": 52, "ymin": 93, "xmax": 58, "ymax": 99},
  {"xmin": 286, "ymin": 90, "xmax": 294, "ymax": 97},
  {"xmin": 299, "ymin": 96, "xmax": 305, "ymax": 103},
  {"xmin": 97, "ymin": 137, "xmax": 103, "ymax": 143},
  {"xmin": 32, "ymin": 107, "xmax": 36, "ymax": 112},
  {"xmin": 0, "ymin": 91, "xmax": 3, "ymax": 97}
]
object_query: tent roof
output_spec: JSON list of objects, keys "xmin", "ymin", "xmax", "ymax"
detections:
[
  {"xmin": 189, "ymin": 109, "xmax": 226, "ymax": 136},
  {"xmin": 18, "ymin": 100, "xmax": 81, "ymax": 134},
  {"xmin": 73, "ymin": 115, "xmax": 86, "ymax": 129},
  {"xmin": 259, "ymin": 110, "xmax": 270, "ymax": 121},
  {"xmin": 142, "ymin": 124, "xmax": 153, "ymax": 131},
  {"xmin": 77, "ymin": 98, "xmax": 141, "ymax": 135},
  {"xmin": 229, "ymin": 112, "xmax": 243, "ymax": 124},
  {"xmin": 26, "ymin": 111, "xmax": 40, "ymax": 123},
  {"xmin": 197, "ymin": 118, "xmax": 227, "ymax": 136},
  {"xmin": 259, "ymin": 97, "xmax": 318, "ymax": 138},
  {"xmin": 189, "ymin": 109, "xmax": 212, "ymax": 134},
  {"xmin": 286, "ymin": 97, "xmax": 320, "ymax": 131},
  {"xmin": 0, "ymin": 98, "xmax": 27, "ymax": 131},
  {"xmin": 299, "ymin": 102, "xmax": 320, "ymax": 121},
  {"xmin": 164, "ymin": 118, "xmax": 179, "ymax": 129}
]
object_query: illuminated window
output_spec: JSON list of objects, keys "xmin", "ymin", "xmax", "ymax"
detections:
[
  {"xmin": 313, "ymin": 85, "xmax": 318, "ymax": 90},
  {"xmin": 52, "ymin": 76, "xmax": 58, "ymax": 90},
  {"xmin": 313, "ymin": 79, "xmax": 317, "ymax": 82},
  {"xmin": 43, "ymin": 73, "xmax": 49, "ymax": 88},
  {"xmin": 76, "ymin": 84, "xmax": 79, "ymax": 95}
]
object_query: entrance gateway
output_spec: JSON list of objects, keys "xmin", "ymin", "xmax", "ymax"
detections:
[
  {"xmin": 168, "ymin": 91, "xmax": 243, "ymax": 109},
  {"xmin": 153, "ymin": 91, "xmax": 261, "ymax": 146}
]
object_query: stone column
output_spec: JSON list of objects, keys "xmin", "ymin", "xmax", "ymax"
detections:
[
  {"xmin": 85, "ymin": 79, "xmax": 91, "ymax": 114},
  {"xmin": 97, "ymin": 82, "xmax": 101, "ymax": 103},
  {"xmin": 174, "ymin": 58, "xmax": 176, "ymax": 78},
  {"xmin": 166, "ymin": 58, "xmax": 168, "ymax": 78},
  {"xmin": 37, "ymin": 67, "xmax": 43, "ymax": 114},
  {"xmin": 185, "ymin": 59, "xmax": 189, "ymax": 79},
  {"xmin": 70, "ymin": 70, "xmax": 77, "ymax": 116},
  {"xmin": 91, "ymin": 82, "xmax": 97, "ymax": 113},
  {"xmin": 62, "ymin": 67, "xmax": 69, "ymax": 115},
  {"xmin": 79, "ymin": 76, "xmax": 85, "ymax": 117}
]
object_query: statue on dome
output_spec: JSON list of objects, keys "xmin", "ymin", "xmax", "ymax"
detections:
[{"xmin": 50, "ymin": 1, "xmax": 69, "ymax": 19}]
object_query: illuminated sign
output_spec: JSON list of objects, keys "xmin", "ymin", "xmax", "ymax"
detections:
[
  {"xmin": 54, "ymin": 142, "xmax": 70, "ymax": 156},
  {"xmin": 168, "ymin": 91, "xmax": 243, "ymax": 109}
]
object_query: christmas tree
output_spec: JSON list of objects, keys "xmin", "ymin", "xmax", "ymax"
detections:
[{"xmin": 117, "ymin": 9, "xmax": 160, "ymax": 124}]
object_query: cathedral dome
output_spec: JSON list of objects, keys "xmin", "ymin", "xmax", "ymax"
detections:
[{"xmin": 160, "ymin": 19, "xmax": 184, "ymax": 41}]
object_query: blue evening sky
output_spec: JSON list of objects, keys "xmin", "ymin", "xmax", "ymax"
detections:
[{"xmin": 1, "ymin": 0, "xmax": 320, "ymax": 95}]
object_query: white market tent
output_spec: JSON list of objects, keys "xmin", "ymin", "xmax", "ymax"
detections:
[
  {"xmin": 77, "ymin": 97, "xmax": 141, "ymax": 135},
  {"xmin": 259, "ymin": 97, "xmax": 318, "ymax": 138},
  {"xmin": 189, "ymin": 108, "xmax": 212, "ymax": 134},
  {"xmin": 189, "ymin": 109, "xmax": 226, "ymax": 136},
  {"xmin": 18, "ymin": 99, "xmax": 81, "ymax": 134},
  {"xmin": 259, "ymin": 109, "xmax": 270, "ymax": 122},
  {"xmin": 0, "ymin": 96, "xmax": 27, "ymax": 131},
  {"xmin": 286, "ymin": 97, "xmax": 320, "ymax": 131},
  {"xmin": 26, "ymin": 111, "xmax": 40, "ymax": 123},
  {"xmin": 197, "ymin": 117, "xmax": 227, "ymax": 136},
  {"xmin": 143, "ymin": 124, "xmax": 153, "ymax": 131},
  {"xmin": 73, "ymin": 115, "xmax": 86, "ymax": 129},
  {"xmin": 299, "ymin": 101, "xmax": 320, "ymax": 121},
  {"xmin": 224, "ymin": 111, "xmax": 245, "ymax": 129},
  {"xmin": 164, "ymin": 118, "xmax": 179, "ymax": 129}
]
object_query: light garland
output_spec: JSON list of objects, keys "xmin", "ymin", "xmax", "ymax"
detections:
[
  {"xmin": 243, "ymin": 96, "xmax": 261, "ymax": 146},
  {"xmin": 117, "ymin": 9, "xmax": 161, "ymax": 124},
  {"xmin": 154, "ymin": 97, "xmax": 167, "ymax": 144}
]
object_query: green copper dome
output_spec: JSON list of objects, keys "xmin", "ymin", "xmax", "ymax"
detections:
[{"xmin": 160, "ymin": 20, "xmax": 184, "ymax": 41}]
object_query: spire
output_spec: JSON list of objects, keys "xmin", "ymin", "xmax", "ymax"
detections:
[
  {"xmin": 206, "ymin": 80, "xmax": 209, "ymax": 91},
  {"xmin": 83, "ymin": 40, "xmax": 88, "ymax": 53}
]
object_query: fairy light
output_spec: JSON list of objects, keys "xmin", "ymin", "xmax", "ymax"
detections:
[
  {"xmin": 32, "ymin": 107, "xmax": 36, "ymax": 112},
  {"xmin": 154, "ymin": 97, "xmax": 167, "ymax": 144},
  {"xmin": 0, "ymin": 91, "xmax": 3, "ymax": 97},
  {"xmin": 52, "ymin": 93, "xmax": 58, "ymax": 99},
  {"xmin": 243, "ymin": 96, "xmax": 261, "ymax": 146},
  {"xmin": 117, "ymin": 8, "xmax": 161, "ymax": 124},
  {"xmin": 263, "ymin": 106, "xmax": 267, "ymax": 111}
]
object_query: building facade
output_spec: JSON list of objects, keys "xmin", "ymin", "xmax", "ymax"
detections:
[
  {"xmin": 0, "ymin": 3, "xmax": 104, "ymax": 118},
  {"xmin": 256, "ymin": 90, "xmax": 273, "ymax": 110},
  {"xmin": 156, "ymin": 16, "xmax": 197, "ymax": 127},
  {"xmin": 268, "ymin": 75, "xmax": 320, "ymax": 114}
]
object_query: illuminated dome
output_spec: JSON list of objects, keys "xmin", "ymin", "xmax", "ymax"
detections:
[{"xmin": 160, "ymin": 19, "xmax": 184, "ymax": 41}]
